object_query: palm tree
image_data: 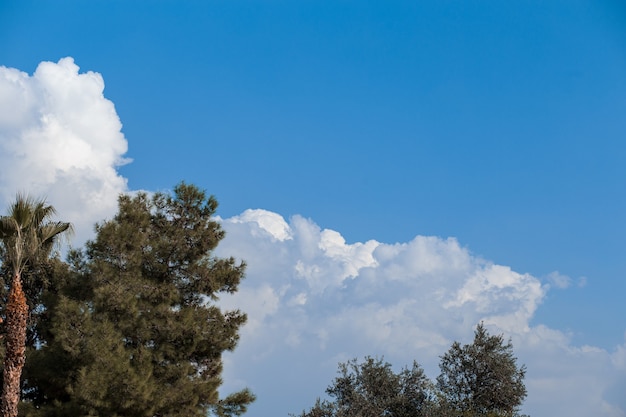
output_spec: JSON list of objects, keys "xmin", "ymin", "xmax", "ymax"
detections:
[{"xmin": 0, "ymin": 195, "xmax": 71, "ymax": 417}]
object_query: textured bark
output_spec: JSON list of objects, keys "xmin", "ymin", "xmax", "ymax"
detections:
[{"xmin": 1, "ymin": 274, "xmax": 28, "ymax": 417}]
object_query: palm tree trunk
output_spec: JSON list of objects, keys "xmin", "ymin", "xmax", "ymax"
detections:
[{"xmin": 1, "ymin": 274, "xmax": 28, "ymax": 417}]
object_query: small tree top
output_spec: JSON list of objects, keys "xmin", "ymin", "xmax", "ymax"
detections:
[
  {"xmin": 0, "ymin": 194, "xmax": 72, "ymax": 275},
  {"xmin": 437, "ymin": 322, "xmax": 527, "ymax": 416}
]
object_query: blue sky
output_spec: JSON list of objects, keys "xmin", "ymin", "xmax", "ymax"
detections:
[{"xmin": 1, "ymin": 1, "xmax": 626, "ymax": 416}]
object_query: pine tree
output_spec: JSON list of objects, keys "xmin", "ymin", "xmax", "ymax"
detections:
[{"xmin": 22, "ymin": 183, "xmax": 254, "ymax": 417}]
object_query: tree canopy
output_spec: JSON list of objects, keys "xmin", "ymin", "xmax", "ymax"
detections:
[
  {"xmin": 297, "ymin": 324, "xmax": 528, "ymax": 417},
  {"xmin": 7, "ymin": 183, "xmax": 254, "ymax": 417},
  {"xmin": 295, "ymin": 356, "xmax": 433, "ymax": 417},
  {"xmin": 437, "ymin": 323, "xmax": 527, "ymax": 417}
]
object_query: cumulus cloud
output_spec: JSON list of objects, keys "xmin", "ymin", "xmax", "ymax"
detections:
[
  {"xmin": 0, "ymin": 58, "xmax": 129, "ymax": 244},
  {"xmin": 216, "ymin": 211, "xmax": 626, "ymax": 417}
]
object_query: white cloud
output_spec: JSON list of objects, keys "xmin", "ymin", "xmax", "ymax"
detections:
[
  {"xmin": 546, "ymin": 270, "xmax": 572, "ymax": 289},
  {"xmin": 215, "ymin": 210, "xmax": 626, "ymax": 417},
  {"xmin": 227, "ymin": 209, "xmax": 293, "ymax": 241},
  {"xmin": 0, "ymin": 58, "xmax": 129, "ymax": 244}
]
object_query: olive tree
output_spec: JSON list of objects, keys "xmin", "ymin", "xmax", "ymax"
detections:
[{"xmin": 437, "ymin": 323, "xmax": 527, "ymax": 417}]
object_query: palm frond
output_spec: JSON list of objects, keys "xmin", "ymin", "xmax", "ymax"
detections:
[
  {"xmin": 0, "ymin": 194, "xmax": 72, "ymax": 273},
  {"xmin": 0, "ymin": 216, "xmax": 19, "ymax": 238}
]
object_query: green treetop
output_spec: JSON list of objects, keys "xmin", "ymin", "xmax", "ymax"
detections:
[
  {"xmin": 295, "ymin": 356, "xmax": 434, "ymax": 417},
  {"xmin": 437, "ymin": 323, "xmax": 527, "ymax": 417},
  {"xmin": 21, "ymin": 183, "xmax": 254, "ymax": 417},
  {"xmin": 296, "ymin": 324, "xmax": 528, "ymax": 417}
]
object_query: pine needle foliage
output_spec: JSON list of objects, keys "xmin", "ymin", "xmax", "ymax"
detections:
[{"xmin": 21, "ymin": 183, "xmax": 254, "ymax": 417}]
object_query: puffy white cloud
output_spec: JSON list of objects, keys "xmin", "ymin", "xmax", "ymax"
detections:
[
  {"xmin": 227, "ymin": 209, "xmax": 293, "ymax": 242},
  {"xmin": 216, "ymin": 210, "xmax": 626, "ymax": 417},
  {"xmin": 0, "ymin": 58, "xmax": 129, "ymax": 244}
]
